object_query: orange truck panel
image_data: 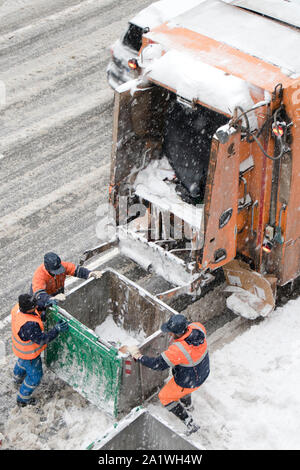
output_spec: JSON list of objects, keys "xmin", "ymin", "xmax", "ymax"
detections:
[{"xmin": 110, "ymin": 0, "xmax": 300, "ymax": 312}]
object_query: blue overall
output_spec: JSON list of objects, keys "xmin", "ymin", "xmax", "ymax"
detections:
[
  {"xmin": 14, "ymin": 356, "xmax": 43, "ymax": 403},
  {"xmin": 13, "ymin": 316, "xmax": 59, "ymax": 404}
]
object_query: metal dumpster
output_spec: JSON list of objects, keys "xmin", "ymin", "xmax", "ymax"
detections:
[
  {"xmin": 88, "ymin": 407, "xmax": 202, "ymax": 450},
  {"xmin": 45, "ymin": 268, "xmax": 175, "ymax": 417}
]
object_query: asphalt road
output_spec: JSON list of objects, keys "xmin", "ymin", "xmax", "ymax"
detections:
[{"xmin": 0, "ymin": 0, "xmax": 153, "ymax": 317}]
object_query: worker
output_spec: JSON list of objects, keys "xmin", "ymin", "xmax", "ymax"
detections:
[
  {"xmin": 127, "ymin": 314, "xmax": 209, "ymax": 435},
  {"xmin": 31, "ymin": 252, "xmax": 102, "ymax": 310},
  {"xmin": 11, "ymin": 293, "xmax": 69, "ymax": 407}
]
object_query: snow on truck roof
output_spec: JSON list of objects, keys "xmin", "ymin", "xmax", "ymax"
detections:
[
  {"xmin": 131, "ymin": 0, "xmax": 206, "ymax": 29},
  {"xmin": 147, "ymin": 49, "xmax": 260, "ymax": 128},
  {"xmin": 163, "ymin": 0, "xmax": 300, "ymax": 76},
  {"xmin": 145, "ymin": 0, "xmax": 300, "ymax": 93},
  {"xmin": 139, "ymin": 0, "xmax": 299, "ymax": 121},
  {"xmin": 228, "ymin": 0, "xmax": 300, "ymax": 29}
]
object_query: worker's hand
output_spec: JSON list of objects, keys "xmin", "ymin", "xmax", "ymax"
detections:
[
  {"xmin": 54, "ymin": 319, "xmax": 69, "ymax": 333},
  {"xmin": 126, "ymin": 345, "xmax": 142, "ymax": 360},
  {"xmin": 88, "ymin": 271, "xmax": 103, "ymax": 280},
  {"xmin": 52, "ymin": 293, "xmax": 66, "ymax": 302},
  {"xmin": 45, "ymin": 298, "xmax": 58, "ymax": 309}
]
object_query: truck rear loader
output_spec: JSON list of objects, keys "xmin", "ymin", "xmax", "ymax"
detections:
[{"xmin": 93, "ymin": 0, "xmax": 300, "ymax": 320}]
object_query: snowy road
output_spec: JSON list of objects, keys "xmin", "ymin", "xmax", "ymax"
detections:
[
  {"xmin": 0, "ymin": 0, "xmax": 153, "ymax": 317},
  {"xmin": 0, "ymin": 0, "xmax": 155, "ymax": 447}
]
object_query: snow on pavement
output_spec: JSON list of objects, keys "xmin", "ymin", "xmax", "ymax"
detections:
[
  {"xmin": 192, "ymin": 297, "xmax": 300, "ymax": 450},
  {"xmin": 1, "ymin": 0, "xmax": 300, "ymax": 452},
  {"xmin": 1, "ymin": 296, "xmax": 300, "ymax": 449}
]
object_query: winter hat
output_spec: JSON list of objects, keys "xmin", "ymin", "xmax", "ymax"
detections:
[
  {"xmin": 44, "ymin": 252, "xmax": 65, "ymax": 275},
  {"xmin": 18, "ymin": 294, "xmax": 37, "ymax": 313},
  {"xmin": 161, "ymin": 314, "xmax": 188, "ymax": 336}
]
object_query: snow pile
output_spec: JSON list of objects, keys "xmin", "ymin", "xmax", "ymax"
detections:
[
  {"xmin": 146, "ymin": 50, "xmax": 257, "ymax": 128},
  {"xmin": 228, "ymin": 0, "xmax": 300, "ymax": 29},
  {"xmin": 189, "ymin": 298, "xmax": 300, "ymax": 449},
  {"xmin": 1, "ymin": 359, "xmax": 113, "ymax": 450},
  {"xmin": 95, "ymin": 314, "xmax": 146, "ymax": 349},
  {"xmin": 166, "ymin": 0, "xmax": 300, "ymax": 76},
  {"xmin": 134, "ymin": 156, "xmax": 204, "ymax": 229},
  {"xmin": 226, "ymin": 288, "xmax": 273, "ymax": 320},
  {"xmin": 118, "ymin": 226, "xmax": 198, "ymax": 285}
]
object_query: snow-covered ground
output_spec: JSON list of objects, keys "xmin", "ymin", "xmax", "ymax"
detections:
[
  {"xmin": 1, "ymin": 296, "xmax": 300, "ymax": 450},
  {"xmin": 1, "ymin": 0, "xmax": 300, "ymax": 451}
]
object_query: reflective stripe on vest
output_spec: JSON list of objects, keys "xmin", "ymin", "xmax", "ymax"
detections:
[
  {"xmin": 12, "ymin": 340, "xmax": 46, "ymax": 357},
  {"xmin": 11, "ymin": 305, "xmax": 47, "ymax": 360},
  {"xmin": 173, "ymin": 342, "xmax": 208, "ymax": 367},
  {"xmin": 162, "ymin": 323, "xmax": 207, "ymax": 368}
]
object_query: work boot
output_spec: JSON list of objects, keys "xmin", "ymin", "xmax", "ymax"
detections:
[
  {"xmin": 168, "ymin": 402, "xmax": 200, "ymax": 436},
  {"xmin": 169, "ymin": 402, "xmax": 189, "ymax": 421},
  {"xmin": 17, "ymin": 397, "xmax": 37, "ymax": 407},
  {"xmin": 184, "ymin": 416, "xmax": 200, "ymax": 436},
  {"xmin": 180, "ymin": 394, "xmax": 194, "ymax": 412}
]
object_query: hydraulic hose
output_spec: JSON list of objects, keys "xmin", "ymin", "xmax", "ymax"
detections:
[{"xmin": 231, "ymin": 104, "xmax": 287, "ymax": 161}]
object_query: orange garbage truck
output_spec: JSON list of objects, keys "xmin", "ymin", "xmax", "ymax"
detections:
[{"xmin": 86, "ymin": 0, "xmax": 300, "ymax": 320}]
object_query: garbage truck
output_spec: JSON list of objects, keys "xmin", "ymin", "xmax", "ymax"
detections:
[
  {"xmin": 95, "ymin": 0, "xmax": 300, "ymax": 320},
  {"xmin": 46, "ymin": 0, "xmax": 300, "ymax": 418}
]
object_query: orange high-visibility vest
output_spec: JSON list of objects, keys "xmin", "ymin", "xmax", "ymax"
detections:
[
  {"xmin": 11, "ymin": 303, "xmax": 47, "ymax": 360},
  {"xmin": 162, "ymin": 322, "xmax": 208, "ymax": 368},
  {"xmin": 32, "ymin": 261, "xmax": 76, "ymax": 297}
]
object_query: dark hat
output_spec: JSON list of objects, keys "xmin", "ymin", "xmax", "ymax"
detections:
[
  {"xmin": 161, "ymin": 314, "xmax": 188, "ymax": 336},
  {"xmin": 18, "ymin": 294, "xmax": 37, "ymax": 313},
  {"xmin": 44, "ymin": 252, "xmax": 65, "ymax": 275}
]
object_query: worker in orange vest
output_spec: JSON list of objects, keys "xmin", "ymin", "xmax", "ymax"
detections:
[
  {"xmin": 31, "ymin": 252, "xmax": 102, "ymax": 310},
  {"xmin": 127, "ymin": 314, "xmax": 210, "ymax": 435},
  {"xmin": 11, "ymin": 294, "xmax": 69, "ymax": 407}
]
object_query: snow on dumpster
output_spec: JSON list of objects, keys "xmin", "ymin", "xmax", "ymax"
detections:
[{"xmin": 45, "ymin": 268, "xmax": 175, "ymax": 417}]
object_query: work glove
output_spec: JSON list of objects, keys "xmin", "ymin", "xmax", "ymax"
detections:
[
  {"xmin": 88, "ymin": 271, "xmax": 103, "ymax": 280},
  {"xmin": 52, "ymin": 293, "xmax": 66, "ymax": 302},
  {"xmin": 54, "ymin": 319, "xmax": 69, "ymax": 333},
  {"xmin": 40, "ymin": 310, "xmax": 47, "ymax": 322},
  {"xmin": 45, "ymin": 298, "xmax": 58, "ymax": 307},
  {"xmin": 126, "ymin": 345, "xmax": 142, "ymax": 360}
]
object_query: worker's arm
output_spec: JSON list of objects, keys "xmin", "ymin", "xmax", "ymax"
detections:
[
  {"xmin": 63, "ymin": 261, "xmax": 102, "ymax": 280},
  {"xmin": 138, "ymin": 354, "xmax": 169, "ymax": 371},
  {"xmin": 65, "ymin": 262, "xmax": 101, "ymax": 280},
  {"xmin": 32, "ymin": 267, "xmax": 55, "ymax": 309},
  {"xmin": 126, "ymin": 345, "xmax": 170, "ymax": 371},
  {"xmin": 74, "ymin": 265, "xmax": 90, "ymax": 279},
  {"xmin": 18, "ymin": 322, "xmax": 59, "ymax": 346},
  {"xmin": 34, "ymin": 289, "xmax": 55, "ymax": 309}
]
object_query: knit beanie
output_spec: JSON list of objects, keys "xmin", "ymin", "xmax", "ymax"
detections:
[{"xmin": 18, "ymin": 294, "xmax": 37, "ymax": 313}]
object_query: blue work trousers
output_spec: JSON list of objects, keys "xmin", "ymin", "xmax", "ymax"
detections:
[{"xmin": 13, "ymin": 356, "xmax": 43, "ymax": 403}]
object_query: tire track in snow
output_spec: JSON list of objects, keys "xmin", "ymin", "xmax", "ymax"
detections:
[{"xmin": 0, "ymin": 0, "xmax": 154, "ymax": 319}]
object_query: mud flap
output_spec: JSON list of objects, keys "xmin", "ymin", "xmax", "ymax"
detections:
[{"xmin": 223, "ymin": 259, "xmax": 277, "ymax": 319}]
